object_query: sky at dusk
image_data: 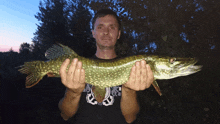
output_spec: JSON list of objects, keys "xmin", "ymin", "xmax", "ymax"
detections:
[{"xmin": 0, "ymin": 0, "xmax": 40, "ymax": 52}]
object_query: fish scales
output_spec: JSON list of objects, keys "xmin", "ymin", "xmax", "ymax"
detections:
[
  {"xmin": 45, "ymin": 54, "xmax": 145, "ymax": 89},
  {"xmin": 82, "ymin": 55, "xmax": 144, "ymax": 88}
]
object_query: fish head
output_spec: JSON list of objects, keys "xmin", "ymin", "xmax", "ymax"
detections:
[{"xmin": 153, "ymin": 57, "xmax": 202, "ymax": 79}]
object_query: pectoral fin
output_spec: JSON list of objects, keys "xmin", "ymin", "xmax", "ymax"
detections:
[{"xmin": 152, "ymin": 80, "xmax": 162, "ymax": 96}]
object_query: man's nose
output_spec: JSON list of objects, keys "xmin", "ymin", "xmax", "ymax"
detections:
[{"xmin": 103, "ymin": 27, "xmax": 109, "ymax": 35}]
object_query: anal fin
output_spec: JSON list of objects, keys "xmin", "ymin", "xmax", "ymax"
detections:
[{"xmin": 92, "ymin": 86, "xmax": 106, "ymax": 103}]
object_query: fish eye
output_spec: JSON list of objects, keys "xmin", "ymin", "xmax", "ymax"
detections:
[{"xmin": 169, "ymin": 58, "xmax": 176, "ymax": 64}]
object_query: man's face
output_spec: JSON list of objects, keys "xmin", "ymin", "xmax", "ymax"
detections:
[{"xmin": 92, "ymin": 15, "xmax": 121, "ymax": 49}]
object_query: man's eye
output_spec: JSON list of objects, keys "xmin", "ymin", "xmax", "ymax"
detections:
[
  {"xmin": 110, "ymin": 26, "xmax": 115, "ymax": 29},
  {"xmin": 97, "ymin": 26, "xmax": 102, "ymax": 29}
]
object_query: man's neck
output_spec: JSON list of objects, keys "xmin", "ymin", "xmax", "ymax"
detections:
[{"xmin": 95, "ymin": 48, "xmax": 117, "ymax": 59}]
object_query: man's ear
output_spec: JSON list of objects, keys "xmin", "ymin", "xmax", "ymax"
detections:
[
  {"xmin": 92, "ymin": 30, "xmax": 95, "ymax": 38},
  {"xmin": 117, "ymin": 30, "xmax": 121, "ymax": 39}
]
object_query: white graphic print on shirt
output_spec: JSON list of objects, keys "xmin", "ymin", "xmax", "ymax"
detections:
[{"xmin": 83, "ymin": 84, "xmax": 121, "ymax": 106}]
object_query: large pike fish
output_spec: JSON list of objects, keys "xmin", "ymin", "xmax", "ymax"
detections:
[{"xmin": 17, "ymin": 43, "xmax": 202, "ymax": 97}]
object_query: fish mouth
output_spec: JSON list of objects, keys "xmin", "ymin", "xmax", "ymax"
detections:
[
  {"xmin": 171, "ymin": 58, "xmax": 202, "ymax": 76},
  {"xmin": 175, "ymin": 57, "xmax": 198, "ymax": 65}
]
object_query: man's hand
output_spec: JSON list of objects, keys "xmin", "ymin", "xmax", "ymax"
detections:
[
  {"xmin": 123, "ymin": 59, "xmax": 154, "ymax": 91},
  {"xmin": 59, "ymin": 58, "xmax": 86, "ymax": 96}
]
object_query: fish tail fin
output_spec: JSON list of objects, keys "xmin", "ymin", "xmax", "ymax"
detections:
[
  {"xmin": 152, "ymin": 80, "xmax": 162, "ymax": 96},
  {"xmin": 17, "ymin": 61, "xmax": 46, "ymax": 88}
]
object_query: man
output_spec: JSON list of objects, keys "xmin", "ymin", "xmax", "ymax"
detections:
[{"xmin": 58, "ymin": 9, "xmax": 154, "ymax": 124}]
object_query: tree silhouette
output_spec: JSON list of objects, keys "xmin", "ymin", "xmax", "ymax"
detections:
[
  {"xmin": 19, "ymin": 42, "xmax": 31, "ymax": 55},
  {"xmin": 65, "ymin": 0, "xmax": 94, "ymax": 57},
  {"xmin": 33, "ymin": 0, "xmax": 70, "ymax": 59}
]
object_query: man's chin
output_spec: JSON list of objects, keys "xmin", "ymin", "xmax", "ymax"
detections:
[{"xmin": 97, "ymin": 44, "xmax": 115, "ymax": 50}]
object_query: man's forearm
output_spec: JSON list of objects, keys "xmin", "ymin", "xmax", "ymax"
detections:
[
  {"xmin": 58, "ymin": 88, "xmax": 81, "ymax": 121},
  {"xmin": 121, "ymin": 85, "xmax": 140, "ymax": 123}
]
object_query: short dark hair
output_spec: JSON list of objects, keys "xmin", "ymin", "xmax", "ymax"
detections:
[{"xmin": 92, "ymin": 9, "xmax": 121, "ymax": 30}]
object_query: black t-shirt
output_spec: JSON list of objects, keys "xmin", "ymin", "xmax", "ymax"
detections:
[{"xmin": 67, "ymin": 55, "xmax": 128, "ymax": 124}]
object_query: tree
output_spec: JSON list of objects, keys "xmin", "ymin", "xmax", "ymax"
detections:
[
  {"xmin": 8, "ymin": 47, "xmax": 14, "ymax": 52},
  {"xmin": 33, "ymin": 0, "xmax": 70, "ymax": 57},
  {"xmin": 19, "ymin": 42, "xmax": 31, "ymax": 55},
  {"xmin": 66, "ymin": 0, "xmax": 94, "ymax": 57}
]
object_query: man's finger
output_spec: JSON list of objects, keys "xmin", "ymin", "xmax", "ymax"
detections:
[
  {"xmin": 135, "ymin": 61, "xmax": 141, "ymax": 85},
  {"xmin": 68, "ymin": 58, "xmax": 78, "ymax": 77},
  {"xmin": 80, "ymin": 69, "xmax": 85, "ymax": 83},
  {"xmin": 73, "ymin": 61, "xmax": 82, "ymax": 83},
  {"xmin": 59, "ymin": 59, "xmax": 70, "ymax": 83},
  {"xmin": 127, "ymin": 65, "xmax": 136, "ymax": 85},
  {"xmin": 79, "ymin": 68, "xmax": 85, "ymax": 84},
  {"xmin": 146, "ymin": 64, "xmax": 154, "ymax": 88},
  {"xmin": 140, "ymin": 60, "xmax": 147, "ymax": 84}
]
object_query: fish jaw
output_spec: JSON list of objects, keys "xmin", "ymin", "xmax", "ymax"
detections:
[{"xmin": 152, "ymin": 57, "xmax": 202, "ymax": 80}]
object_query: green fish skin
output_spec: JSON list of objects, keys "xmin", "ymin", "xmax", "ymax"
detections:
[{"xmin": 17, "ymin": 43, "xmax": 202, "ymax": 97}]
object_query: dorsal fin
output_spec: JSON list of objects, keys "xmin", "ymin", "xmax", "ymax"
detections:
[{"xmin": 45, "ymin": 43, "xmax": 78, "ymax": 60}]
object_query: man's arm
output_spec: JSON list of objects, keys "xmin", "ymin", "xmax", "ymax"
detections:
[
  {"xmin": 121, "ymin": 60, "xmax": 154, "ymax": 123},
  {"xmin": 58, "ymin": 88, "xmax": 81, "ymax": 120},
  {"xmin": 58, "ymin": 58, "xmax": 86, "ymax": 121},
  {"xmin": 121, "ymin": 86, "xmax": 140, "ymax": 123}
]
